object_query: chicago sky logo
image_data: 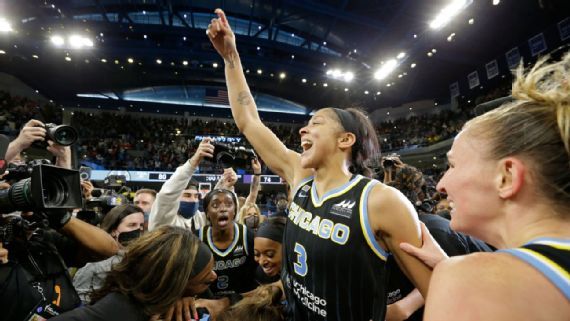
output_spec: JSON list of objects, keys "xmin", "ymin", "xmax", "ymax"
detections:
[{"xmin": 330, "ymin": 200, "xmax": 356, "ymax": 218}]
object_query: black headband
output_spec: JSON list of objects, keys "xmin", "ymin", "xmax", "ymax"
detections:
[
  {"xmin": 255, "ymin": 221, "xmax": 285, "ymax": 243},
  {"xmin": 190, "ymin": 241, "xmax": 213, "ymax": 278},
  {"xmin": 332, "ymin": 108, "xmax": 361, "ymax": 136}
]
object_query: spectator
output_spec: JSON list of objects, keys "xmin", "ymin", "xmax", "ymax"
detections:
[
  {"xmin": 133, "ymin": 188, "xmax": 156, "ymax": 230},
  {"xmin": 73, "ymin": 204, "xmax": 145, "ymax": 303}
]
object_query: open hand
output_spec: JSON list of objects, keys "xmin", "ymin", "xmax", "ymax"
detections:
[{"xmin": 399, "ymin": 222, "xmax": 448, "ymax": 269}]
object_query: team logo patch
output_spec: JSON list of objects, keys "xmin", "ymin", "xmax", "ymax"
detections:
[
  {"xmin": 234, "ymin": 245, "xmax": 244, "ymax": 256},
  {"xmin": 330, "ymin": 200, "xmax": 355, "ymax": 218}
]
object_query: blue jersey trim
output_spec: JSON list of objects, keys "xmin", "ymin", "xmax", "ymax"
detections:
[
  {"xmin": 359, "ymin": 180, "xmax": 389, "ymax": 261},
  {"xmin": 500, "ymin": 248, "xmax": 570, "ymax": 300},
  {"xmin": 311, "ymin": 175, "xmax": 363, "ymax": 207},
  {"xmin": 207, "ymin": 222, "xmax": 240, "ymax": 257}
]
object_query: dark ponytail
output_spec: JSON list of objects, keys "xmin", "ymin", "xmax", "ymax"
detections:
[{"xmin": 331, "ymin": 107, "xmax": 380, "ymax": 178}]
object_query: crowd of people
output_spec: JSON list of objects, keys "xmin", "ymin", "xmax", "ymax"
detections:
[
  {"xmin": 0, "ymin": 80, "xmax": 510, "ymax": 173},
  {"xmin": 0, "ymin": 9, "xmax": 568, "ymax": 321}
]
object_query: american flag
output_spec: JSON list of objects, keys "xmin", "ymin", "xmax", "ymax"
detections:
[{"xmin": 204, "ymin": 88, "xmax": 229, "ymax": 105}]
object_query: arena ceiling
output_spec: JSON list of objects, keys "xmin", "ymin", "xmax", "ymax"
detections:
[{"xmin": 0, "ymin": 0, "xmax": 568, "ymax": 115}]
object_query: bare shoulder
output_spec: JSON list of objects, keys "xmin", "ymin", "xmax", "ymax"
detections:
[
  {"xmin": 425, "ymin": 252, "xmax": 570, "ymax": 321},
  {"xmin": 367, "ymin": 182, "xmax": 417, "ymax": 234},
  {"xmin": 367, "ymin": 182, "xmax": 411, "ymax": 212}
]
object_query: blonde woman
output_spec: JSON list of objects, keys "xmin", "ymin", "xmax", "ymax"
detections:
[
  {"xmin": 239, "ymin": 203, "xmax": 265, "ymax": 230},
  {"xmin": 401, "ymin": 52, "xmax": 570, "ymax": 321}
]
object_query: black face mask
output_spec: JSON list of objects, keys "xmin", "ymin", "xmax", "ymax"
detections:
[
  {"xmin": 244, "ymin": 215, "xmax": 260, "ymax": 229},
  {"xmin": 118, "ymin": 229, "xmax": 142, "ymax": 246},
  {"xmin": 436, "ymin": 210, "xmax": 451, "ymax": 220}
]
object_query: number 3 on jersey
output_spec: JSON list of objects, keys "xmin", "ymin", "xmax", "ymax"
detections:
[{"xmin": 293, "ymin": 243, "xmax": 308, "ymax": 276}]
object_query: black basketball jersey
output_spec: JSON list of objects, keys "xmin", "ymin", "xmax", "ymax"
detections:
[
  {"xmin": 198, "ymin": 222, "xmax": 258, "ymax": 297},
  {"xmin": 500, "ymin": 238, "xmax": 570, "ymax": 300},
  {"xmin": 282, "ymin": 175, "xmax": 389, "ymax": 321}
]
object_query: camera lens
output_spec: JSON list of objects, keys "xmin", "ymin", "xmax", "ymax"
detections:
[
  {"xmin": 49, "ymin": 125, "xmax": 78, "ymax": 146},
  {"xmin": 42, "ymin": 175, "xmax": 67, "ymax": 207},
  {"xmin": 80, "ymin": 171, "xmax": 90, "ymax": 180}
]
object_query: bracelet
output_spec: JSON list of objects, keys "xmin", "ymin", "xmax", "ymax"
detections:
[{"xmin": 253, "ymin": 173, "xmax": 261, "ymax": 176}]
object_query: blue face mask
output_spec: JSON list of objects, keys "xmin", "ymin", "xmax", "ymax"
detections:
[{"xmin": 179, "ymin": 201, "xmax": 199, "ymax": 219}]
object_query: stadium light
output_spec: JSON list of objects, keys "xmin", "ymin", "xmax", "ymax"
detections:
[
  {"xmin": 430, "ymin": 0, "xmax": 473, "ymax": 30},
  {"xmin": 326, "ymin": 69, "xmax": 355, "ymax": 83},
  {"xmin": 374, "ymin": 59, "xmax": 398, "ymax": 80},
  {"xmin": 50, "ymin": 35, "xmax": 65, "ymax": 47},
  {"xmin": 0, "ymin": 18, "xmax": 13, "ymax": 32}
]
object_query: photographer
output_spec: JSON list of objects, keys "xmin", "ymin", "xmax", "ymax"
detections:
[
  {"xmin": 0, "ymin": 198, "xmax": 119, "ymax": 320},
  {"xmin": 5, "ymin": 119, "xmax": 73, "ymax": 169},
  {"xmin": 0, "ymin": 122, "xmax": 118, "ymax": 321}
]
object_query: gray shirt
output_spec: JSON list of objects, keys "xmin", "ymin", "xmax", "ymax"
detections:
[{"xmin": 72, "ymin": 252, "xmax": 124, "ymax": 304}]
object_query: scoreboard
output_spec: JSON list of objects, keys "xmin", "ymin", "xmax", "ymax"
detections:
[{"xmin": 90, "ymin": 170, "xmax": 284, "ymax": 185}]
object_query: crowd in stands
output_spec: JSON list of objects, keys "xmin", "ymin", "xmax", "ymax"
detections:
[
  {"xmin": 0, "ymin": 83, "xmax": 509, "ymax": 173},
  {"xmin": 0, "ymin": 91, "xmax": 62, "ymax": 138},
  {"xmin": 70, "ymin": 111, "xmax": 301, "ymax": 172},
  {"xmin": 376, "ymin": 110, "xmax": 472, "ymax": 151}
]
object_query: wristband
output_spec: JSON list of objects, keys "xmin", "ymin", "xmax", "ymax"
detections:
[
  {"xmin": 253, "ymin": 173, "xmax": 261, "ymax": 176},
  {"xmin": 45, "ymin": 209, "xmax": 72, "ymax": 230}
]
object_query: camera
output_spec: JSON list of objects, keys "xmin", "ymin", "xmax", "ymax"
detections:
[
  {"xmin": 0, "ymin": 161, "xmax": 83, "ymax": 214},
  {"xmin": 3, "ymin": 159, "xmax": 51, "ymax": 181},
  {"xmin": 79, "ymin": 166, "xmax": 92, "ymax": 181},
  {"xmin": 33, "ymin": 123, "xmax": 78, "ymax": 148},
  {"xmin": 382, "ymin": 153, "xmax": 400, "ymax": 169},
  {"xmin": 211, "ymin": 142, "xmax": 257, "ymax": 168},
  {"xmin": 415, "ymin": 199, "xmax": 436, "ymax": 214},
  {"xmin": 85, "ymin": 175, "xmax": 129, "ymax": 215}
]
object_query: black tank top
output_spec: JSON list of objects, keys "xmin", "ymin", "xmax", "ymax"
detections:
[
  {"xmin": 282, "ymin": 175, "xmax": 389, "ymax": 321},
  {"xmin": 198, "ymin": 222, "xmax": 258, "ymax": 297},
  {"xmin": 500, "ymin": 238, "xmax": 570, "ymax": 301}
]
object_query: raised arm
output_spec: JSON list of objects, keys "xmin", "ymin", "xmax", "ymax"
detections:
[
  {"xmin": 213, "ymin": 167, "xmax": 238, "ymax": 192},
  {"xmin": 5, "ymin": 119, "xmax": 46, "ymax": 162},
  {"xmin": 149, "ymin": 139, "xmax": 214, "ymax": 230},
  {"xmin": 206, "ymin": 9, "xmax": 309, "ymax": 186},
  {"xmin": 244, "ymin": 158, "xmax": 261, "ymax": 205}
]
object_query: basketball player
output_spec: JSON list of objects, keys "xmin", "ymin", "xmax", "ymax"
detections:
[
  {"xmin": 206, "ymin": 9, "xmax": 431, "ymax": 321},
  {"xmin": 401, "ymin": 53, "xmax": 570, "ymax": 320}
]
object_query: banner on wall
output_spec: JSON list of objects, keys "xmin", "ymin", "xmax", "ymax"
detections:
[
  {"xmin": 528, "ymin": 33, "xmax": 547, "ymax": 57},
  {"xmin": 468, "ymin": 71, "xmax": 480, "ymax": 89},
  {"xmin": 485, "ymin": 60, "xmax": 499, "ymax": 79},
  {"xmin": 449, "ymin": 82, "xmax": 460, "ymax": 98},
  {"xmin": 506, "ymin": 47, "xmax": 521, "ymax": 69},
  {"xmin": 558, "ymin": 17, "xmax": 570, "ymax": 41}
]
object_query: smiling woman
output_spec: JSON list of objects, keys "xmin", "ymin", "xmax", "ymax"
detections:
[
  {"xmin": 401, "ymin": 52, "xmax": 570, "ymax": 321},
  {"xmin": 254, "ymin": 217, "xmax": 286, "ymax": 283},
  {"xmin": 207, "ymin": 8, "xmax": 432, "ymax": 321}
]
